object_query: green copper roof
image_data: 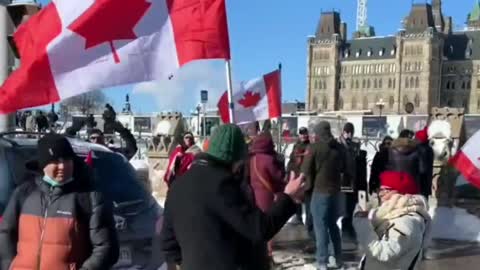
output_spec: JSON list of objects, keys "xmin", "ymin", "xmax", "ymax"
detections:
[{"xmin": 470, "ymin": 0, "xmax": 480, "ymax": 22}]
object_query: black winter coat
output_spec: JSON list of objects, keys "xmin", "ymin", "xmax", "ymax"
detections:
[{"xmin": 160, "ymin": 153, "xmax": 297, "ymax": 270}]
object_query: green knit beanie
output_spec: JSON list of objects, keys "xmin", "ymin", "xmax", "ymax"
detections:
[{"xmin": 207, "ymin": 124, "xmax": 247, "ymax": 164}]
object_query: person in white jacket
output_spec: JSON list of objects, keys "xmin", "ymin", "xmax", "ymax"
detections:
[{"xmin": 353, "ymin": 171, "xmax": 432, "ymax": 270}]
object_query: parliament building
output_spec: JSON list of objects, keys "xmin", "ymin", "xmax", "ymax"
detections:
[{"xmin": 307, "ymin": 0, "xmax": 480, "ymax": 114}]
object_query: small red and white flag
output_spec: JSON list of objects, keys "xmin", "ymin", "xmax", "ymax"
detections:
[
  {"xmin": 0, "ymin": 0, "xmax": 230, "ymax": 114},
  {"xmin": 217, "ymin": 69, "xmax": 282, "ymax": 124},
  {"xmin": 449, "ymin": 130, "xmax": 480, "ymax": 189}
]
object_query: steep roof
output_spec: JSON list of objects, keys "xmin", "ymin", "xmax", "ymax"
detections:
[
  {"xmin": 469, "ymin": 0, "xmax": 480, "ymax": 22},
  {"xmin": 341, "ymin": 36, "xmax": 397, "ymax": 61},
  {"xmin": 444, "ymin": 31, "xmax": 480, "ymax": 60}
]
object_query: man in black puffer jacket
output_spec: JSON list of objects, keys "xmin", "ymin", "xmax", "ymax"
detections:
[{"xmin": 0, "ymin": 134, "xmax": 119, "ymax": 270}]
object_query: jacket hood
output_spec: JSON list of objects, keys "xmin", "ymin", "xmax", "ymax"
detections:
[
  {"xmin": 250, "ymin": 133, "xmax": 275, "ymax": 155},
  {"xmin": 391, "ymin": 138, "xmax": 417, "ymax": 154}
]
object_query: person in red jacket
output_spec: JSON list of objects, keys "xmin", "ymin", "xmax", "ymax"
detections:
[
  {"xmin": 164, "ymin": 132, "xmax": 201, "ymax": 186},
  {"xmin": 248, "ymin": 132, "xmax": 286, "ymax": 263}
]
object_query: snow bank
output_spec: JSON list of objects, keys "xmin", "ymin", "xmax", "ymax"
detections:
[{"xmin": 429, "ymin": 206, "xmax": 480, "ymax": 242}]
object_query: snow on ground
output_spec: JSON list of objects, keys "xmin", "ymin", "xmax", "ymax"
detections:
[{"xmin": 429, "ymin": 206, "xmax": 480, "ymax": 242}]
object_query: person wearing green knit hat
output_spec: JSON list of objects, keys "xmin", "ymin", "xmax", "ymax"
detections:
[{"xmin": 161, "ymin": 124, "xmax": 306, "ymax": 270}]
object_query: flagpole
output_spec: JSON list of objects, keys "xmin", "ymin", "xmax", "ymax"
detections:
[
  {"xmin": 278, "ymin": 62, "xmax": 283, "ymax": 153},
  {"xmin": 225, "ymin": 60, "xmax": 235, "ymax": 123}
]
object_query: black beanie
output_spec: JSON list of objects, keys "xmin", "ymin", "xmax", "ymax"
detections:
[
  {"xmin": 38, "ymin": 133, "xmax": 76, "ymax": 169},
  {"xmin": 343, "ymin": 122, "xmax": 355, "ymax": 134}
]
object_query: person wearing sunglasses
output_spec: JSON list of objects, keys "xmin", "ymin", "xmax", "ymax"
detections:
[
  {"xmin": 164, "ymin": 132, "xmax": 202, "ymax": 187},
  {"xmin": 354, "ymin": 171, "xmax": 431, "ymax": 270}
]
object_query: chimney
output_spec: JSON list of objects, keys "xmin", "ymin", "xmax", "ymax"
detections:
[{"xmin": 340, "ymin": 22, "xmax": 347, "ymax": 41}]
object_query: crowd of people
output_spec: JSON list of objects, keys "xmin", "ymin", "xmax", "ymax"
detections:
[
  {"xmin": 0, "ymin": 117, "xmax": 435, "ymax": 270},
  {"xmin": 160, "ymin": 121, "xmax": 435, "ymax": 270}
]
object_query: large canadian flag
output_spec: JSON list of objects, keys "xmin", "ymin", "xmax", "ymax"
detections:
[
  {"xmin": 217, "ymin": 69, "xmax": 281, "ymax": 124},
  {"xmin": 449, "ymin": 130, "xmax": 480, "ymax": 189},
  {"xmin": 0, "ymin": 0, "xmax": 230, "ymax": 114}
]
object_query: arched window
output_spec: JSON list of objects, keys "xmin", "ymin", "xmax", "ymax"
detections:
[
  {"xmin": 374, "ymin": 79, "xmax": 378, "ymax": 88},
  {"xmin": 356, "ymin": 80, "xmax": 360, "ymax": 89},
  {"xmin": 393, "ymin": 78, "xmax": 396, "ymax": 88},
  {"xmin": 363, "ymin": 96, "xmax": 369, "ymax": 110},
  {"xmin": 352, "ymin": 96, "xmax": 357, "ymax": 110},
  {"xmin": 367, "ymin": 79, "xmax": 371, "ymax": 88},
  {"xmin": 322, "ymin": 96, "xmax": 328, "ymax": 110},
  {"xmin": 414, "ymin": 94, "xmax": 420, "ymax": 107},
  {"xmin": 452, "ymin": 81, "xmax": 456, "ymax": 89},
  {"xmin": 388, "ymin": 78, "xmax": 392, "ymax": 88},
  {"xmin": 446, "ymin": 81, "xmax": 450, "ymax": 90},
  {"xmin": 410, "ymin": 77, "xmax": 415, "ymax": 88},
  {"xmin": 415, "ymin": 77, "xmax": 419, "ymax": 88},
  {"xmin": 462, "ymin": 81, "xmax": 466, "ymax": 89},
  {"xmin": 379, "ymin": 79, "xmax": 383, "ymax": 88},
  {"xmin": 405, "ymin": 78, "xmax": 409, "ymax": 88},
  {"xmin": 338, "ymin": 97, "xmax": 344, "ymax": 110},
  {"xmin": 323, "ymin": 81, "xmax": 327, "ymax": 89},
  {"xmin": 314, "ymin": 80, "xmax": 318, "ymax": 89},
  {"xmin": 389, "ymin": 96, "xmax": 395, "ymax": 109},
  {"xmin": 312, "ymin": 97, "xmax": 318, "ymax": 110}
]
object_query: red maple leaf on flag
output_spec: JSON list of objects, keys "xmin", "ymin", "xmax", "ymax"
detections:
[
  {"xmin": 68, "ymin": 0, "xmax": 152, "ymax": 63},
  {"xmin": 238, "ymin": 91, "xmax": 262, "ymax": 108}
]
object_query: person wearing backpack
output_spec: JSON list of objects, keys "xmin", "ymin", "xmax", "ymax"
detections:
[{"xmin": 0, "ymin": 133, "xmax": 119, "ymax": 270}]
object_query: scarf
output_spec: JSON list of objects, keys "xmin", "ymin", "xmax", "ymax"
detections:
[{"xmin": 371, "ymin": 194, "xmax": 431, "ymax": 237}]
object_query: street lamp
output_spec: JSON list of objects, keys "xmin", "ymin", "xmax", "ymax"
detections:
[
  {"xmin": 195, "ymin": 104, "xmax": 201, "ymax": 136},
  {"xmin": 375, "ymin": 98, "xmax": 386, "ymax": 138}
]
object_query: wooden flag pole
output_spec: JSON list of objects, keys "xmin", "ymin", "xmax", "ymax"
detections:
[{"xmin": 226, "ymin": 60, "xmax": 235, "ymax": 123}]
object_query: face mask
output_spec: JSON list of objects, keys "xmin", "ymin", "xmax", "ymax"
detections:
[{"xmin": 42, "ymin": 175, "xmax": 74, "ymax": 187}]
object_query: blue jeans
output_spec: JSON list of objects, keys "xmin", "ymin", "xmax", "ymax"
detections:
[{"xmin": 311, "ymin": 192, "xmax": 342, "ymax": 264}]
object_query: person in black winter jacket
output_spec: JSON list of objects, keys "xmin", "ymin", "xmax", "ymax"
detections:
[
  {"xmin": 0, "ymin": 134, "xmax": 119, "ymax": 270},
  {"xmin": 415, "ymin": 128, "xmax": 434, "ymax": 197},
  {"xmin": 161, "ymin": 124, "xmax": 305, "ymax": 270}
]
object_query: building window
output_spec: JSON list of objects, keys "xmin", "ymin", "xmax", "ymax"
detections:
[
  {"xmin": 415, "ymin": 77, "xmax": 419, "ymax": 88},
  {"xmin": 356, "ymin": 80, "xmax": 360, "ymax": 89},
  {"xmin": 379, "ymin": 79, "xmax": 383, "ymax": 89},
  {"xmin": 363, "ymin": 79, "xmax": 366, "ymax": 88},
  {"xmin": 462, "ymin": 81, "xmax": 466, "ymax": 90},
  {"xmin": 388, "ymin": 78, "xmax": 392, "ymax": 88},
  {"xmin": 352, "ymin": 96, "xmax": 357, "ymax": 110},
  {"xmin": 410, "ymin": 77, "xmax": 415, "ymax": 88},
  {"xmin": 363, "ymin": 96, "xmax": 368, "ymax": 110},
  {"xmin": 389, "ymin": 96, "xmax": 395, "ymax": 109},
  {"xmin": 379, "ymin": 49, "xmax": 385, "ymax": 56},
  {"xmin": 468, "ymin": 80, "xmax": 472, "ymax": 89},
  {"xmin": 447, "ymin": 99, "xmax": 453, "ymax": 107},
  {"xmin": 314, "ymin": 80, "xmax": 318, "ymax": 89},
  {"xmin": 374, "ymin": 79, "xmax": 378, "ymax": 88},
  {"xmin": 393, "ymin": 78, "xmax": 396, "ymax": 88},
  {"xmin": 414, "ymin": 94, "xmax": 420, "ymax": 107},
  {"xmin": 446, "ymin": 81, "xmax": 450, "ymax": 90},
  {"xmin": 452, "ymin": 81, "xmax": 456, "ymax": 89},
  {"xmin": 367, "ymin": 79, "xmax": 371, "ymax": 89},
  {"xmin": 405, "ymin": 78, "xmax": 409, "ymax": 88},
  {"xmin": 403, "ymin": 95, "xmax": 409, "ymax": 105},
  {"xmin": 312, "ymin": 97, "xmax": 318, "ymax": 110},
  {"xmin": 322, "ymin": 96, "xmax": 328, "ymax": 110}
]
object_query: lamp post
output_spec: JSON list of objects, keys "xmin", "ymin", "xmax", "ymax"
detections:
[
  {"xmin": 195, "ymin": 104, "xmax": 201, "ymax": 136},
  {"xmin": 375, "ymin": 98, "xmax": 386, "ymax": 138}
]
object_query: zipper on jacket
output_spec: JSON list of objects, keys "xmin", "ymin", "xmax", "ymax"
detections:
[{"xmin": 36, "ymin": 187, "xmax": 54, "ymax": 270}]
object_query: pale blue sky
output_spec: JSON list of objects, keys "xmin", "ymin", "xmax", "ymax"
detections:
[{"xmin": 37, "ymin": 0, "xmax": 476, "ymax": 113}]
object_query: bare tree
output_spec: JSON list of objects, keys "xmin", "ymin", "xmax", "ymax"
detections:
[{"xmin": 61, "ymin": 90, "xmax": 107, "ymax": 115}]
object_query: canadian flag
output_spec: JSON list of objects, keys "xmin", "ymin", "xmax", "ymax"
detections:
[
  {"xmin": 0, "ymin": 0, "xmax": 230, "ymax": 114},
  {"xmin": 449, "ymin": 130, "xmax": 480, "ymax": 189},
  {"xmin": 217, "ymin": 69, "xmax": 282, "ymax": 124}
]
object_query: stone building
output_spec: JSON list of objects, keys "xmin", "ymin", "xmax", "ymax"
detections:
[{"xmin": 307, "ymin": 0, "xmax": 480, "ymax": 114}]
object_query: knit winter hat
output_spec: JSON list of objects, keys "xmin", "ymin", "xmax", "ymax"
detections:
[
  {"xmin": 38, "ymin": 133, "xmax": 76, "ymax": 169},
  {"xmin": 207, "ymin": 124, "xmax": 247, "ymax": 164},
  {"xmin": 415, "ymin": 127, "xmax": 429, "ymax": 143},
  {"xmin": 343, "ymin": 122, "xmax": 355, "ymax": 134},
  {"xmin": 379, "ymin": 171, "xmax": 420, "ymax": 195}
]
